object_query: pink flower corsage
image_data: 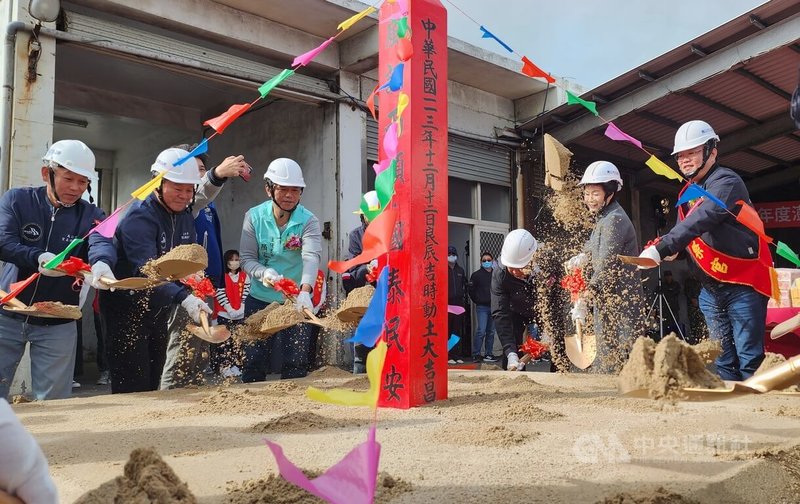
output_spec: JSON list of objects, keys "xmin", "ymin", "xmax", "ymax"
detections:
[{"xmin": 284, "ymin": 234, "xmax": 303, "ymax": 250}]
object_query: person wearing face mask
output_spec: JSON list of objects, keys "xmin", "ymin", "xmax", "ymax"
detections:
[
  {"xmin": 239, "ymin": 158, "xmax": 322, "ymax": 381},
  {"xmin": 491, "ymin": 230, "xmax": 541, "ymax": 371},
  {"xmin": 638, "ymin": 121, "xmax": 774, "ymax": 381},
  {"xmin": 0, "ymin": 140, "xmax": 117, "ymax": 400},
  {"xmin": 447, "ymin": 245, "xmax": 467, "ymax": 364},
  {"xmin": 565, "ymin": 161, "xmax": 645, "ymax": 373},
  {"xmin": 469, "ymin": 252, "xmax": 498, "ymax": 363},
  {"xmin": 101, "ymin": 148, "xmax": 213, "ymax": 393},
  {"xmin": 212, "ymin": 250, "xmax": 250, "ymax": 378}
]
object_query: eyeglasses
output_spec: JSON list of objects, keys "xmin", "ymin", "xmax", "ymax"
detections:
[{"xmin": 674, "ymin": 146, "xmax": 704, "ymax": 162}]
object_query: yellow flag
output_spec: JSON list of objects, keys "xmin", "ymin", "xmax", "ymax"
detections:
[
  {"xmin": 131, "ymin": 171, "xmax": 167, "ymax": 200},
  {"xmin": 337, "ymin": 6, "xmax": 376, "ymax": 31},
  {"xmin": 645, "ymin": 155, "xmax": 684, "ymax": 182},
  {"xmin": 397, "ymin": 92, "xmax": 409, "ymax": 119},
  {"xmin": 306, "ymin": 340, "xmax": 387, "ymax": 407}
]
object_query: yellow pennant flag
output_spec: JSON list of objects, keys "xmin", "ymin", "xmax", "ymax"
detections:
[
  {"xmin": 645, "ymin": 155, "xmax": 684, "ymax": 182},
  {"xmin": 306, "ymin": 340, "xmax": 387, "ymax": 407},
  {"xmin": 338, "ymin": 6, "xmax": 376, "ymax": 31},
  {"xmin": 131, "ymin": 171, "xmax": 167, "ymax": 200},
  {"xmin": 396, "ymin": 92, "xmax": 409, "ymax": 119}
]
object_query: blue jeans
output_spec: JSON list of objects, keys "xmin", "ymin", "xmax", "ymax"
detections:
[
  {"xmin": 699, "ymin": 282, "xmax": 767, "ymax": 381},
  {"xmin": 472, "ymin": 305, "xmax": 495, "ymax": 357},
  {"xmin": 0, "ymin": 315, "xmax": 76, "ymax": 400},
  {"xmin": 242, "ymin": 297, "xmax": 312, "ymax": 381}
]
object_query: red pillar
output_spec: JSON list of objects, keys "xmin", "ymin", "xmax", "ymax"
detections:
[{"xmin": 378, "ymin": 0, "xmax": 449, "ymax": 409}]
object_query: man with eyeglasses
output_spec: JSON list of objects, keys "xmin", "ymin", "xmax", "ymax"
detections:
[
  {"xmin": 239, "ymin": 158, "xmax": 322, "ymax": 381},
  {"xmin": 638, "ymin": 120, "xmax": 773, "ymax": 381}
]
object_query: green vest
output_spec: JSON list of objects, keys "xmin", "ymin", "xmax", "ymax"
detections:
[{"xmin": 249, "ymin": 201, "xmax": 313, "ymax": 303}]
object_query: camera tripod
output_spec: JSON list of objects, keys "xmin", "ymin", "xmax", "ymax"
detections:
[{"xmin": 646, "ymin": 264, "xmax": 685, "ymax": 341}]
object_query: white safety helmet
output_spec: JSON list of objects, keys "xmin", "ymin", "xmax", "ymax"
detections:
[
  {"xmin": 672, "ymin": 120, "xmax": 719, "ymax": 155},
  {"xmin": 264, "ymin": 158, "xmax": 306, "ymax": 188},
  {"xmin": 43, "ymin": 140, "xmax": 97, "ymax": 180},
  {"xmin": 362, "ymin": 191, "xmax": 380, "ymax": 211},
  {"xmin": 151, "ymin": 148, "xmax": 203, "ymax": 185},
  {"xmin": 500, "ymin": 229, "xmax": 538, "ymax": 269},
  {"xmin": 578, "ymin": 161, "xmax": 622, "ymax": 192}
]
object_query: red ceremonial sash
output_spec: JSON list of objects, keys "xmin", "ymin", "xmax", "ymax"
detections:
[
  {"xmin": 215, "ymin": 272, "xmax": 247, "ymax": 313},
  {"xmin": 678, "ymin": 185, "xmax": 778, "ymax": 300}
]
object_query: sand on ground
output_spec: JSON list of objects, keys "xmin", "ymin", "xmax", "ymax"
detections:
[{"xmin": 13, "ymin": 370, "xmax": 800, "ymax": 503}]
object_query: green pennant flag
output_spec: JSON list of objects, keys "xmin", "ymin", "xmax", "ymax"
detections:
[
  {"xmin": 43, "ymin": 238, "xmax": 84, "ymax": 269},
  {"xmin": 776, "ymin": 241, "xmax": 800, "ymax": 267},
  {"xmin": 566, "ymin": 90, "xmax": 598, "ymax": 116},
  {"xmin": 375, "ymin": 160, "xmax": 396, "ymax": 210},
  {"xmin": 258, "ymin": 69, "xmax": 295, "ymax": 98},
  {"xmin": 397, "ymin": 17, "xmax": 409, "ymax": 38}
]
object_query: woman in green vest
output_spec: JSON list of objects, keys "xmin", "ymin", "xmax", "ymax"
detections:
[{"xmin": 239, "ymin": 158, "xmax": 322, "ymax": 381}]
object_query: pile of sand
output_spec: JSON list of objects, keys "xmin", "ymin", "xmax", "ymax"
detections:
[
  {"xmin": 692, "ymin": 338, "xmax": 722, "ymax": 364},
  {"xmin": 142, "ymin": 244, "xmax": 208, "ymax": 279},
  {"xmin": 31, "ymin": 301, "xmax": 82, "ymax": 319},
  {"xmin": 225, "ymin": 472, "xmax": 411, "ymax": 504},
  {"xmin": 233, "ymin": 302, "xmax": 304, "ymax": 340},
  {"xmin": 75, "ymin": 448, "xmax": 196, "ymax": 503},
  {"xmin": 307, "ymin": 365, "xmax": 353, "ymax": 379},
  {"xmin": 338, "ymin": 284, "xmax": 374, "ymax": 312},
  {"xmin": 249, "ymin": 411, "xmax": 368, "ymax": 434},
  {"xmin": 754, "ymin": 353, "xmax": 800, "ymax": 392},
  {"xmin": 595, "ymin": 486, "xmax": 699, "ymax": 504},
  {"xmin": 618, "ymin": 335, "xmax": 724, "ymax": 401}
]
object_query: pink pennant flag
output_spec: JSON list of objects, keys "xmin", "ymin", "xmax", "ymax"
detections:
[
  {"xmin": 372, "ymin": 159, "xmax": 391, "ymax": 175},
  {"xmin": 293, "ymin": 36, "xmax": 335, "ymax": 68},
  {"xmin": 383, "ymin": 122, "xmax": 399, "ymax": 159},
  {"xmin": 448, "ymin": 305, "xmax": 465, "ymax": 315},
  {"xmin": 90, "ymin": 205, "xmax": 127, "ymax": 238},
  {"xmin": 604, "ymin": 122, "xmax": 643, "ymax": 149},
  {"xmin": 265, "ymin": 424, "xmax": 380, "ymax": 504}
]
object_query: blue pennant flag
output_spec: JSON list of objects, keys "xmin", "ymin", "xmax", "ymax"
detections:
[
  {"xmin": 448, "ymin": 334, "xmax": 460, "ymax": 351},
  {"xmin": 479, "ymin": 26, "xmax": 513, "ymax": 53},
  {"xmin": 675, "ymin": 183, "xmax": 726, "ymax": 209},
  {"xmin": 175, "ymin": 138, "xmax": 209, "ymax": 166},
  {"xmin": 378, "ymin": 64, "xmax": 404, "ymax": 92},
  {"xmin": 347, "ymin": 266, "xmax": 389, "ymax": 347}
]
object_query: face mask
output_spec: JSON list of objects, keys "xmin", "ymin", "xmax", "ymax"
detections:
[
  {"xmin": 482, "ymin": 261, "xmax": 493, "ymax": 269},
  {"xmin": 447, "ymin": 255, "xmax": 457, "ymax": 264},
  {"xmin": 228, "ymin": 261, "xmax": 240, "ymax": 270}
]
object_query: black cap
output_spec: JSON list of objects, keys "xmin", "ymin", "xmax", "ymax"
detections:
[{"xmin": 448, "ymin": 245, "xmax": 457, "ymax": 256}]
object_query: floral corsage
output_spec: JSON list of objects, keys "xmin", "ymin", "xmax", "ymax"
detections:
[{"xmin": 284, "ymin": 234, "xmax": 303, "ymax": 250}]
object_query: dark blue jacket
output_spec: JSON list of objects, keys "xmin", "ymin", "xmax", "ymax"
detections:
[
  {"xmin": 113, "ymin": 193, "xmax": 195, "ymax": 306},
  {"xmin": 194, "ymin": 202, "xmax": 223, "ymax": 288},
  {"xmin": 657, "ymin": 165, "xmax": 760, "ymax": 282},
  {"xmin": 0, "ymin": 186, "xmax": 115, "ymax": 325}
]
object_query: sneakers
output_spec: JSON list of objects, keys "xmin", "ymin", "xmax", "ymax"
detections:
[
  {"xmin": 96, "ymin": 371, "xmax": 110, "ymax": 385},
  {"xmin": 506, "ymin": 352, "xmax": 520, "ymax": 371},
  {"xmin": 448, "ymin": 358, "xmax": 465, "ymax": 365},
  {"xmin": 72, "ymin": 380, "xmax": 81, "ymax": 388},
  {"xmin": 221, "ymin": 365, "xmax": 242, "ymax": 378},
  {"xmin": 448, "ymin": 359, "xmax": 456, "ymax": 365},
  {"xmin": 483, "ymin": 354, "xmax": 498, "ymax": 363}
]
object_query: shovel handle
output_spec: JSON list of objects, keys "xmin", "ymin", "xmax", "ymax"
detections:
[
  {"xmin": 199, "ymin": 311, "xmax": 212, "ymax": 338},
  {"xmin": 0, "ymin": 288, "xmax": 30, "ymax": 309},
  {"xmin": 743, "ymin": 354, "xmax": 800, "ymax": 393}
]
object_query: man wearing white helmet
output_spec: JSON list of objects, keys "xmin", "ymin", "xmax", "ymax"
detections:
[
  {"xmin": 565, "ymin": 161, "xmax": 645, "ymax": 372},
  {"xmin": 491, "ymin": 229, "xmax": 542, "ymax": 371},
  {"xmin": 0, "ymin": 139, "xmax": 117, "ymax": 400},
  {"xmin": 101, "ymin": 148, "xmax": 214, "ymax": 393},
  {"xmin": 239, "ymin": 158, "xmax": 322, "ymax": 381},
  {"xmin": 638, "ymin": 120, "xmax": 773, "ymax": 380}
]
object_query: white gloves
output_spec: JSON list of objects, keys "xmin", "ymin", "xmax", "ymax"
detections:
[
  {"xmin": 261, "ymin": 268, "xmax": 283, "ymax": 286},
  {"xmin": 181, "ymin": 294, "xmax": 212, "ymax": 324},
  {"xmin": 564, "ymin": 252, "xmax": 589, "ymax": 271},
  {"xmin": 90, "ymin": 261, "xmax": 117, "ymax": 290},
  {"xmin": 367, "ymin": 258, "xmax": 379, "ymax": 273},
  {"xmin": 295, "ymin": 291, "xmax": 314, "ymax": 313},
  {"xmin": 224, "ymin": 305, "xmax": 244, "ymax": 320},
  {"xmin": 637, "ymin": 246, "xmax": 662, "ymax": 269},
  {"xmin": 506, "ymin": 352, "xmax": 520, "ymax": 371},
  {"xmin": 0, "ymin": 400, "xmax": 58, "ymax": 503},
  {"xmin": 570, "ymin": 298, "xmax": 588, "ymax": 323},
  {"xmin": 37, "ymin": 253, "xmax": 66, "ymax": 277}
]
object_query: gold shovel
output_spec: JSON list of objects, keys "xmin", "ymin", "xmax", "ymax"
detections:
[
  {"xmin": 186, "ymin": 311, "xmax": 231, "ymax": 343},
  {"xmin": 564, "ymin": 319, "xmax": 597, "ymax": 370},
  {"xmin": 770, "ymin": 313, "xmax": 800, "ymax": 340},
  {"xmin": 0, "ymin": 289, "xmax": 82, "ymax": 319},
  {"xmin": 618, "ymin": 254, "xmax": 658, "ymax": 268},
  {"xmin": 622, "ymin": 354, "xmax": 800, "ymax": 400}
]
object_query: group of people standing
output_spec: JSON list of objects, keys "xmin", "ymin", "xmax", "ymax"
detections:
[{"xmin": 0, "ymin": 141, "xmax": 324, "ymax": 400}]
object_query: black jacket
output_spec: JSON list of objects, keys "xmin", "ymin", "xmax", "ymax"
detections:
[
  {"xmin": 469, "ymin": 267, "xmax": 492, "ymax": 306},
  {"xmin": 491, "ymin": 265, "xmax": 538, "ymax": 356},
  {"xmin": 448, "ymin": 262, "xmax": 466, "ymax": 306}
]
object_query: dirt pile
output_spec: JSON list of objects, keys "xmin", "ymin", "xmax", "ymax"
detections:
[
  {"xmin": 28, "ymin": 301, "xmax": 82, "ymax": 319},
  {"xmin": 618, "ymin": 335, "xmax": 724, "ymax": 400},
  {"xmin": 225, "ymin": 472, "xmax": 411, "ymax": 504},
  {"xmin": 692, "ymin": 339, "xmax": 722, "ymax": 364},
  {"xmin": 248, "ymin": 411, "xmax": 367, "ymax": 434},
  {"xmin": 142, "ymin": 244, "xmax": 208, "ymax": 279},
  {"xmin": 233, "ymin": 302, "xmax": 304, "ymax": 340},
  {"xmin": 338, "ymin": 284, "xmax": 374, "ymax": 312},
  {"xmin": 75, "ymin": 448, "xmax": 196, "ymax": 503},
  {"xmin": 595, "ymin": 486, "xmax": 699, "ymax": 504}
]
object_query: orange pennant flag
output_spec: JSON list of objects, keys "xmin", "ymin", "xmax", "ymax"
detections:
[
  {"xmin": 366, "ymin": 84, "xmax": 379, "ymax": 121},
  {"xmin": 520, "ymin": 56, "xmax": 555, "ymax": 83},
  {"xmin": 329, "ymin": 209, "xmax": 397, "ymax": 273},
  {"xmin": 735, "ymin": 200, "xmax": 773, "ymax": 243},
  {"xmin": 203, "ymin": 103, "xmax": 252, "ymax": 134},
  {"xmin": 1, "ymin": 272, "xmax": 38, "ymax": 304}
]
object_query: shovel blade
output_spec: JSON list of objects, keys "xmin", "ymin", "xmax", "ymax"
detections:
[
  {"xmin": 618, "ymin": 255, "xmax": 657, "ymax": 268},
  {"xmin": 770, "ymin": 313, "xmax": 800, "ymax": 340},
  {"xmin": 154, "ymin": 259, "xmax": 206, "ymax": 280}
]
